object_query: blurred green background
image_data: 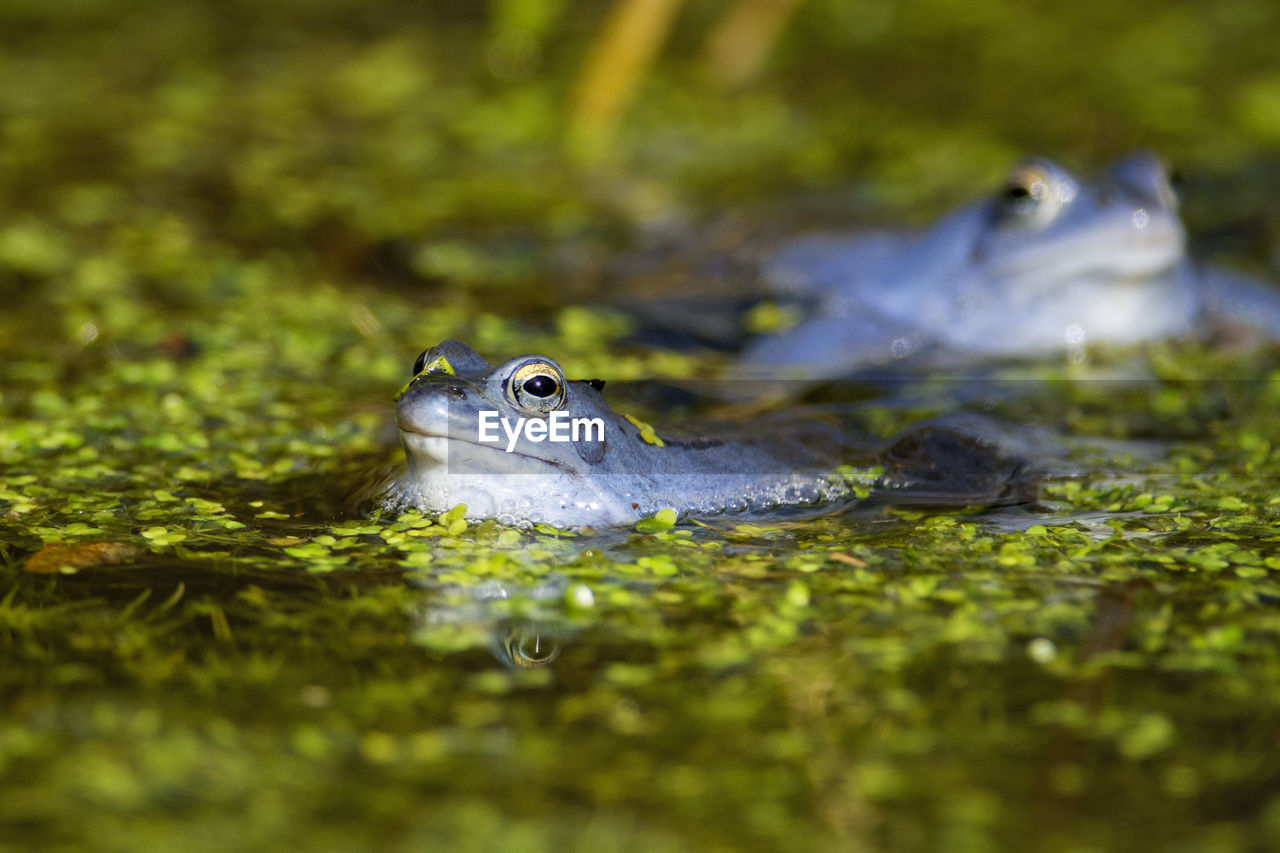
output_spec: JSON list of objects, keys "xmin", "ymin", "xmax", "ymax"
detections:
[{"xmin": 4, "ymin": 0, "xmax": 1280, "ymax": 361}]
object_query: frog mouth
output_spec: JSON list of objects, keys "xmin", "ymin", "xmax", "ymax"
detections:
[
  {"xmin": 987, "ymin": 224, "xmax": 1185, "ymax": 284},
  {"xmin": 398, "ymin": 427, "xmax": 582, "ymax": 474}
]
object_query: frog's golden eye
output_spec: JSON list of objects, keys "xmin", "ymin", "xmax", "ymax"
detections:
[
  {"xmin": 998, "ymin": 163, "xmax": 1061, "ymax": 225},
  {"xmin": 508, "ymin": 360, "xmax": 566, "ymax": 414}
]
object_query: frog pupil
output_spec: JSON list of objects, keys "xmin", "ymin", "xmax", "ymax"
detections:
[
  {"xmin": 413, "ymin": 350, "xmax": 428, "ymax": 375},
  {"xmin": 523, "ymin": 375, "xmax": 558, "ymax": 398}
]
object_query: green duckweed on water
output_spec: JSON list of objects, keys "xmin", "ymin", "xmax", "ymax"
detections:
[{"xmin": 4, "ymin": 2, "xmax": 1280, "ymax": 851}]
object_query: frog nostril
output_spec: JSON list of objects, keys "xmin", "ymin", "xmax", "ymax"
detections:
[{"xmin": 445, "ymin": 386, "xmax": 467, "ymax": 400}]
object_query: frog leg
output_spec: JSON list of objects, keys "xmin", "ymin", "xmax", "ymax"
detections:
[
  {"xmin": 763, "ymin": 232, "xmax": 905, "ymax": 299},
  {"xmin": 735, "ymin": 312, "xmax": 929, "ymax": 381}
]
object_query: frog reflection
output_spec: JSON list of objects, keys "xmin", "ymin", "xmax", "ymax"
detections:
[
  {"xmin": 412, "ymin": 577, "xmax": 574, "ymax": 671},
  {"xmin": 492, "ymin": 624, "xmax": 563, "ymax": 669}
]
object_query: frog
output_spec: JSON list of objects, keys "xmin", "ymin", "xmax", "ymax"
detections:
[
  {"xmin": 737, "ymin": 152, "xmax": 1280, "ymax": 379},
  {"xmin": 377, "ymin": 339, "xmax": 1034, "ymax": 528}
]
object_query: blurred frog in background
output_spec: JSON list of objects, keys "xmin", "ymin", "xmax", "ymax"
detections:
[{"xmin": 733, "ymin": 152, "xmax": 1280, "ymax": 379}]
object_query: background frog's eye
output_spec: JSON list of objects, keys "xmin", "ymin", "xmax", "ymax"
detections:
[
  {"xmin": 1002, "ymin": 183, "xmax": 1034, "ymax": 201},
  {"xmin": 413, "ymin": 350, "xmax": 429, "ymax": 375},
  {"xmin": 1001, "ymin": 167, "xmax": 1048, "ymax": 206},
  {"xmin": 508, "ymin": 360, "xmax": 566, "ymax": 413},
  {"xmin": 998, "ymin": 164, "xmax": 1061, "ymax": 225}
]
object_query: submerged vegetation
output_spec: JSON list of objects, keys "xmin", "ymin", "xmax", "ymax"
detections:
[{"xmin": 4, "ymin": 1, "xmax": 1280, "ymax": 850}]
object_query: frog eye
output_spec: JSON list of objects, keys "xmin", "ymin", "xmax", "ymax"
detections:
[
  {"xmin": 508, "ymin": 360, "xmax": 566, "ymax": 414},
  {"xmin": 998, "ymin": 163, "xmax": 1063, "ymax": 225}
]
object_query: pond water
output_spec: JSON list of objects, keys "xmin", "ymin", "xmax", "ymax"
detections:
[{"xmin": 4, "ymin": 2, "xmax": 1280, "ymax": 851}]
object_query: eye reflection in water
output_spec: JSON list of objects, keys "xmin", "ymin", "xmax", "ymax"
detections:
[
  {"xmin": 412, "ymin": 576, "xmax": 576, "ymax": 671},
  {"xmin": 494, "ymin": 626, "xmax": 563, "ymax": 669}
]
